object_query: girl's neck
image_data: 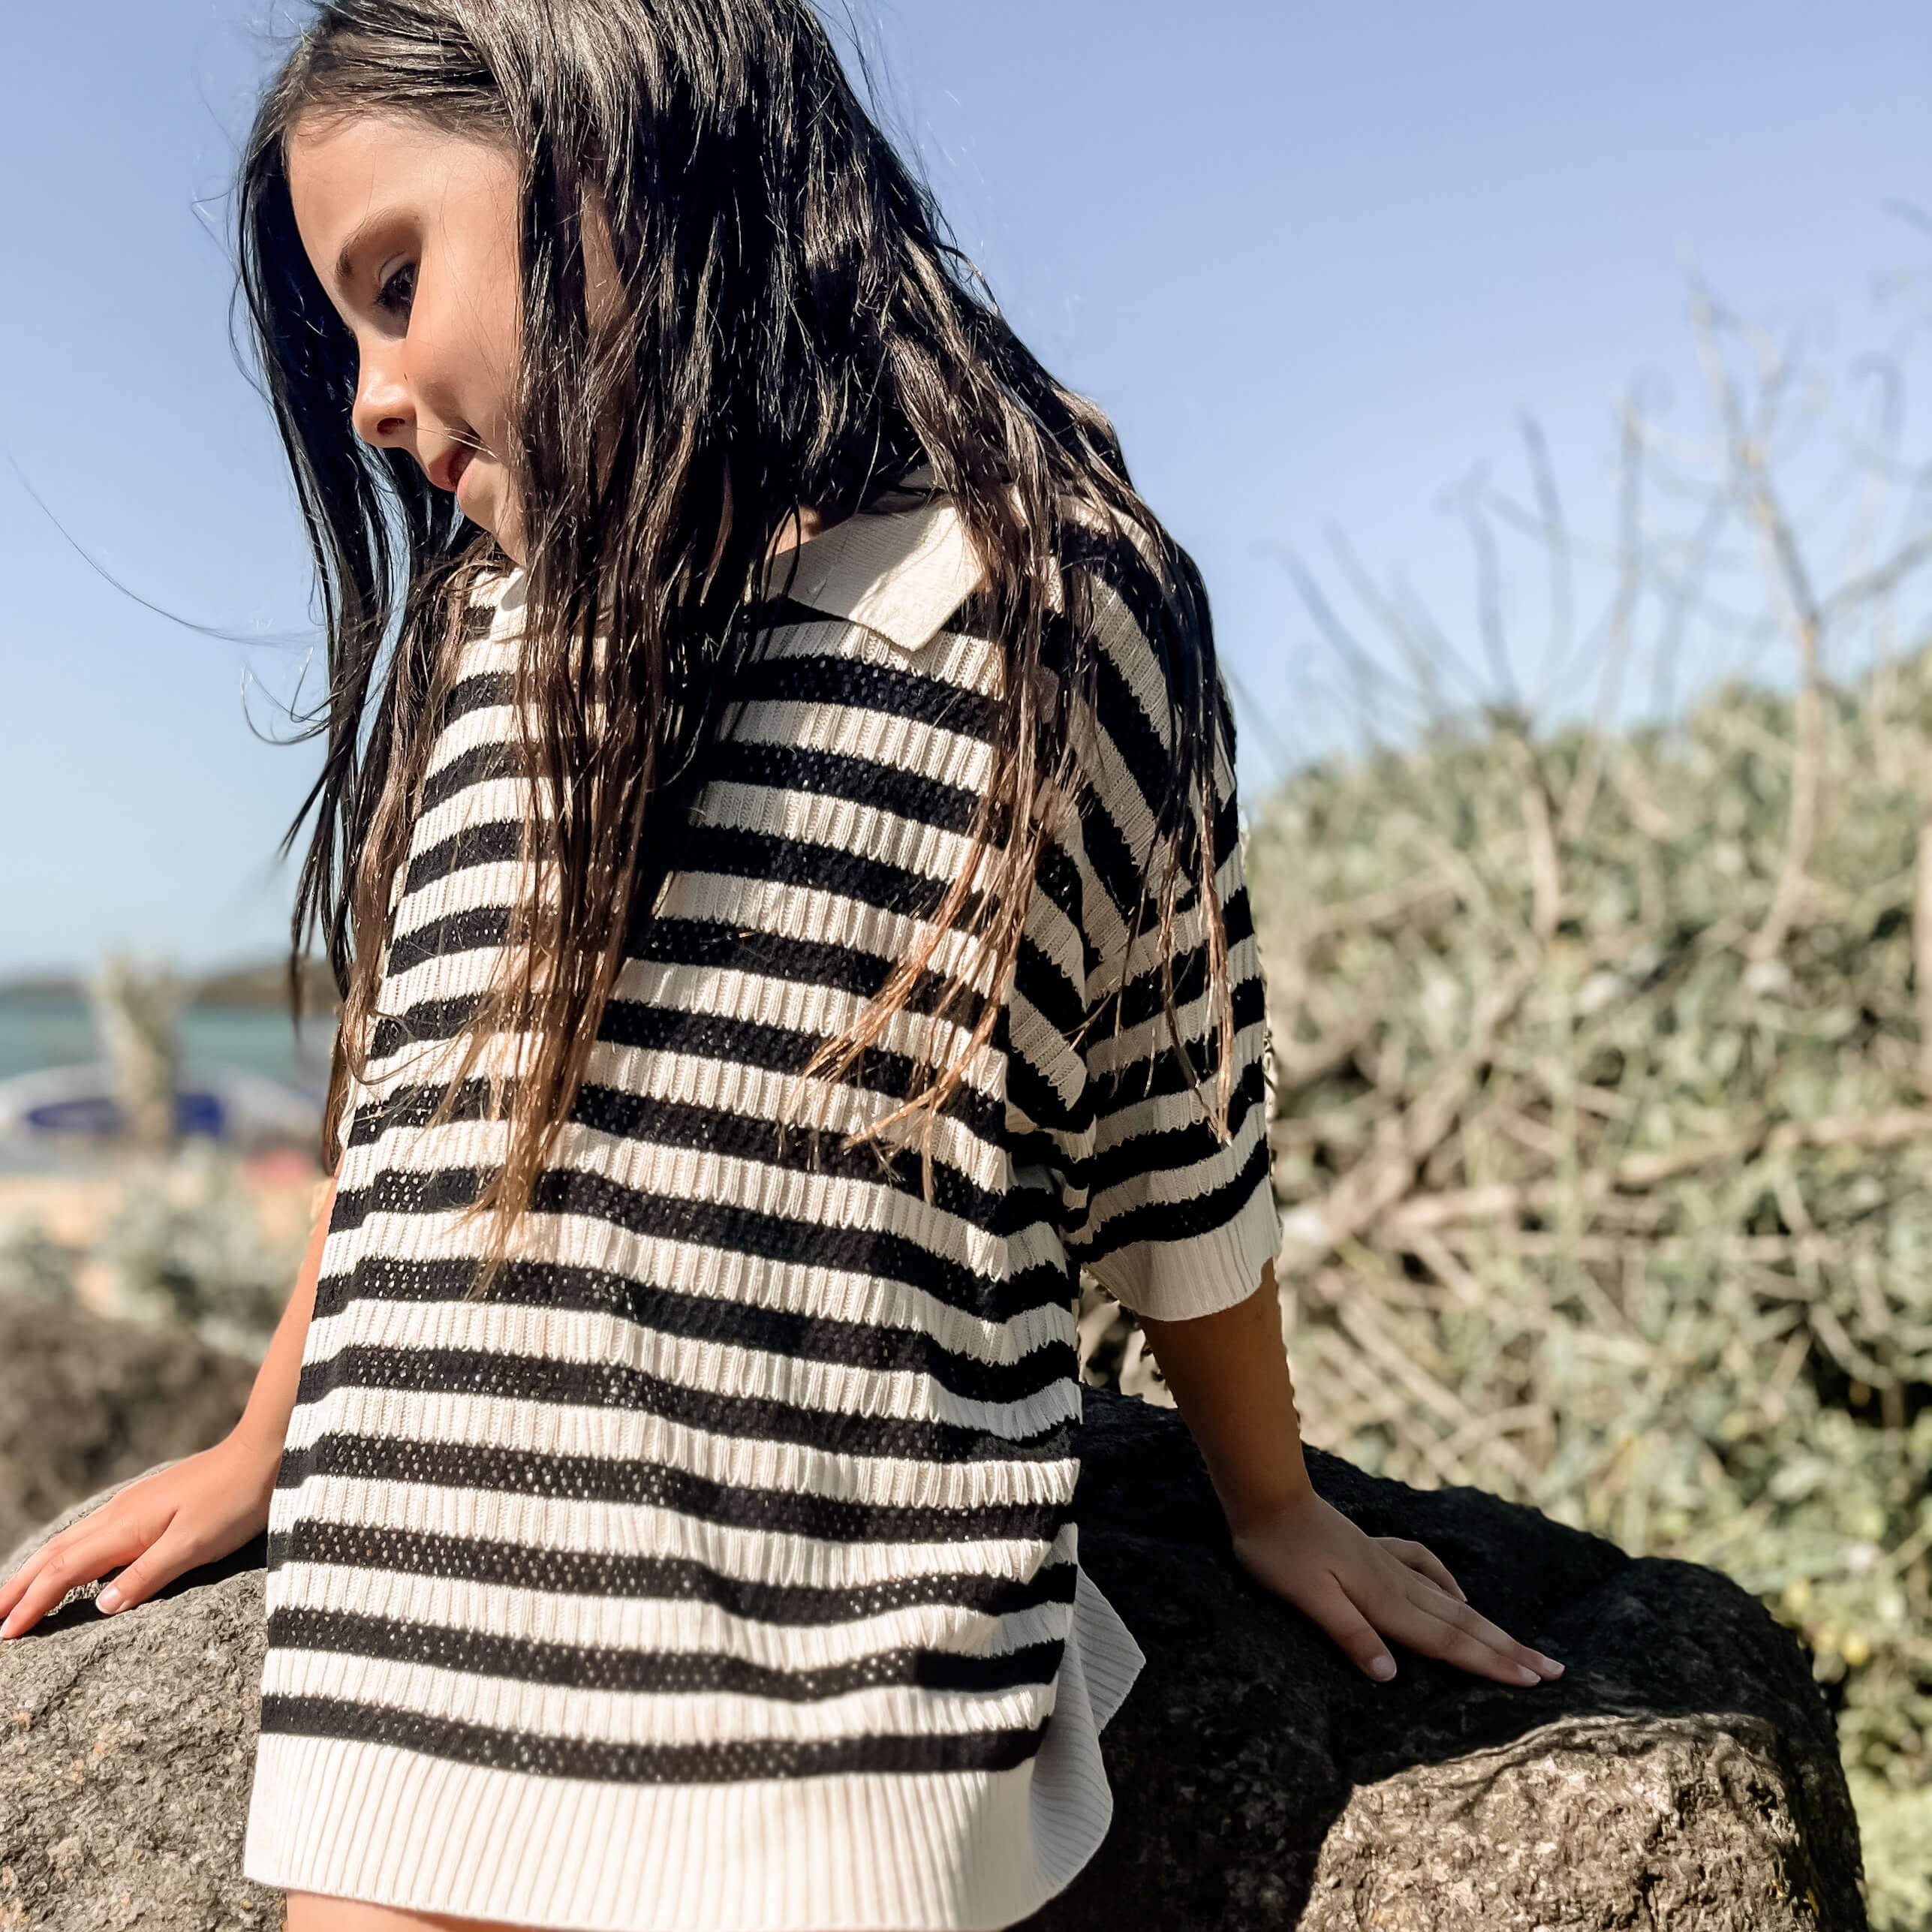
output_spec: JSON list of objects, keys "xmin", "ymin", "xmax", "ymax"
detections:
[{"xmin": 769, "ymin": 505, "xmax": 829, "ymax": 561}]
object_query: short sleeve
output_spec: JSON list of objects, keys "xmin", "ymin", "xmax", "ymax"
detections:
[{"xmin": 1013, "ymin": 576, "xmax": 1280, "ymax": 1323}]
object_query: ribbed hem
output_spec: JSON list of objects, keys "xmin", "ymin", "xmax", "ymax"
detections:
[
  {"xmin": 1091, "ymin": 1173, "xmax": 1282, "ymax": 1323},
  {"xmin": 244, "ymin": 1569, "xmax": 1145, "ymax": 1932}
]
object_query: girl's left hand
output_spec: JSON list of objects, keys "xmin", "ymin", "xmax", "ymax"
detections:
[{"xmin": 1229, "ymin": 1486, "xmax": 1566, "ymax": 1688}]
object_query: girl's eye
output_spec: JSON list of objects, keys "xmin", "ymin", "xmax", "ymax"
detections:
[{"xmin": 375, "ymin": 261, "xmax": 417, "ymax": 319}]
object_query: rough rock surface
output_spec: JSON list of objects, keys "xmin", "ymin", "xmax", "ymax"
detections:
[
  {"xmin": 1025, "ymin": 1392, "xmax": 1864, "ymax": 1931},
  {"xmin": 0, "ymin": 1292, "xmax": 254, "ymax": 1556},
  {"xmin": 0, "ymin": 1385, "xmax": 1861, "ymax": 1930}
]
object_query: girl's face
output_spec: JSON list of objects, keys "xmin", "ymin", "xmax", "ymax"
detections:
[{"xmin": 287, "ymin": 112, "xmax": 527, "ymax": 561}]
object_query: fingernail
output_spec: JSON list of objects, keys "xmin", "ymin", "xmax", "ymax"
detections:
[
  {"xmin": 1539, "ymin": 1655, "xmax": 1564, "ymax": 1677},
  {"xmin": 0, "ymin": 1617, "xmax": 14, "ymax": 1641},
  {"xmin": 1368, "ymin": 1655, "xmax": 1396, "ymax": 1681},
  {"xmin": 1514, "ymin": 1664, "xmax": 1540, "ymax": 1685},
  {"xmin": 96, "ymin": 1587, "xmax": 122, "ymax": 1615}
]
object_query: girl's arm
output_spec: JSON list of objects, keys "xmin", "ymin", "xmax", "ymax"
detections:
[
  {"xmin": 1138, "ymin": 1259, "xmax": 1564, "ymax": 1687},
  {"xmin": 0, "ymin": 1166, "xmax": 339, "ymax": 1639}
]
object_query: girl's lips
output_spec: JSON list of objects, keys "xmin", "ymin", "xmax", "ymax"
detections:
[{"xmin": 428, "ymin": 444, "xmax": 474, "ymax": 495}]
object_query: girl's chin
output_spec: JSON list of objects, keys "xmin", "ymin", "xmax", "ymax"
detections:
[
  {"xmin": 456, "ymin": 471, "xmax": 525, "ymax": 561},
  {"xmin": 453, "ymin": 458, "xmax": 489, "ymax": 523}
]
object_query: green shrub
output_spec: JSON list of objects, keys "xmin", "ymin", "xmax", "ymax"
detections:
[{"xmin": 1102, "ymin": 649, "xmax": 1932, "ymax": 1918}]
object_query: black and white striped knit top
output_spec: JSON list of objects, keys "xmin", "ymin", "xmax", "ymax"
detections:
[{"xmin": 243, "ymin": 485, "xmax": 1280, "ymax": 1931}]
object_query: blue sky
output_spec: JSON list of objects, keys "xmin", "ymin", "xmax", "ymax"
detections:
[{"xmin": 2, "ymin": 1, "xmax": 1928, "ymax": 978}]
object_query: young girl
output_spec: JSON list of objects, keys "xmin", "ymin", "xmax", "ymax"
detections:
[{"xmin": 0, "ymin": 4, "xmax": 1560, "ymax": 1927}]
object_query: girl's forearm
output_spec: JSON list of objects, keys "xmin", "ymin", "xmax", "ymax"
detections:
[
  {"xmin": 229, "ymin": 1169, "xmax": 338, "ymax": 1464},
  {"xmin": 1136, "ymin": 1259, "xmax": 1314, "ymax": 1532}
]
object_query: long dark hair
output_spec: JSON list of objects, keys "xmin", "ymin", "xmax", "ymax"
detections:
[{"xmin": 240, "ymin": 0, "xmax": 1237, "ymax": 1286}]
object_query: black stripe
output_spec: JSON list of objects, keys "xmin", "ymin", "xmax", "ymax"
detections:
[
  {"xmin": 269, "ymin": 1520, "xmax": 1079, "ymax": 1627},
  {"xmin": 1004, "ymin": 1039, "xmax": 1083, "ymax": 1139},
  {"xmin": 1012, "ymin": 932, "xmax": 1085, "ymax": 1043},
  {"xmin": 344, "ymin": 1058, "xmax": 1005, "ymax": 1225},
  {"xmin": 403, "ymin": 817, "xmax": 522, "ymax": 898},
  {"xmin": 420, "ymin": 739, "xmax": 520, "ymax": 814},
  {"xmin": 733, "ymin": 631, "xmax": 999, "ymax": 741},
  {"xmin": 568, "ymin": 1081, "xmax": 1002, "ymax": 1229},
  {"xmin": 333, "ymin": 1161, "xmax": 1076, "ymax": 1326},
  {"xmin": 438, "ymin": 667, "xmax": 513, "ymax": 727},
  {"xmin": 366, "ymin": 992, "xmax": 486, "ymax": 1064},
  {"xmin": 709, "ymin": 739, "xmax": 980, "ymax": 836},
  {"xmin": 1076, "ymin": 775, "xmax": 1148, "ymax": 940},
  {"xmin": 1092, "ymin": 928, "xmax": 1262, "ymax": 1055},
  {"xmin": 1091, "ymin": 627, "xmax": 1171, "ymax": 859},
  {"xmin": 627, "ymin": 919, "xmax": 987, "ymax": 1030},
  {"xmin": 273, "ymin": 1431, "xmax": 1071, "ymax": 1546},
  {"xmin": 1092, "ymin": 968, "xmax": 1268, "ymax": 1112},
  {"xmin": 311, "ymin": 1253, "xmax": 1076, "ymax": 1406},
  {"xmin": 594, "ymin": 1000, "xmax": 1006, "ymax": 1144},
  {"xmin": 368, "ymin": 921, "xmax": 999, "ymax": 1065},
  {"xmin": 386, "ymin": 904, "xmax": 513, "ymax": 978},
  {"xmin": 1031, "ymin": 841, "xmax": 1087, "ymax": 952},
  {"xmin": 267, "ymin": 1606, "xmax": 1065, "ymax": 1702},
  {"xmin": 1076, "ymin": 1135, "xmax": 1274, "ymax": 1265},
  {"xmin": 678, "ymin": 823, "xmax": 961, "ymax": 924},
  {"xmin": 1089, "ymin": 1066, "xmax": 1267, "ymax": 1197},
  {"xmin": 295, "ymin": 1340, "xmax": 1076, "ymax": 1467},
  {"xmin": 259, "ymin": 1693, "xmax": 1046, "ymax": 1782}
]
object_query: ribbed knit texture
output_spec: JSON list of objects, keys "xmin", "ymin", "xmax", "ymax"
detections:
[{"xmin": 243, "ymin": 493, "xmax": 1280, "ymax": 1930}]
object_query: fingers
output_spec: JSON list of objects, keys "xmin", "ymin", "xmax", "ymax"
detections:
[
  {"xmin": 1384, "ymin": 1537, "xmax": 1465, "ymax": 1602},
  {"xmin": 1377, "ymin": 1580, "xmax": 1563, "ymax": 1688},
  {"xmin": 1302, "ymin": 1575, "xmax": 1400, "ymax": 1683},
  {"xmin": 92, "ymin": 1526, "xmax": 203, "ymax": 1616},
  {"xmin": 0, "ymin": 1542, "xmax": 59, "ymax": 1629},
  {"xmin": 0, "ymin": 1492, "xmax": 188, "ymax": 1640},
  {"xmin": 0, "ymin": 1518, "xmax": 140, "ymax": 1639}
]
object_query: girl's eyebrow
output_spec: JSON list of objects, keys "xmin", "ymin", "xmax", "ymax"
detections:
[{"xmin": 332, "ymin": 212, "xmax": 396, "ymax": 296}]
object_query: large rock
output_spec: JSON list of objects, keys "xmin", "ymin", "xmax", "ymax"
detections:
[
  {"xmin": 0, "ymin": 1292, "xmax": 254, "ymax": 1556},
  {"xmin": 1027, "ymin": 1391, "xmax": 1864, "ymax": 1931},
  {"xmin": 0, "ymin": 1389, "xmax": 1861, "ymax": 1931}
]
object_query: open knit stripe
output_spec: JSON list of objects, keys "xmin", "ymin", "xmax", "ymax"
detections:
[
  {"xmin": 302, "ymin": 1262, "xmax": 1075, "ymax": 1387},
  {"xmin": 267, "ymin": 1521, "xmax": 1081, "ymax": 1628}
]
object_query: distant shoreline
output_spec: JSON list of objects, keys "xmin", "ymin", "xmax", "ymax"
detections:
[{"xmin": 0, "ymin": 958, "xmax": 341, "ymax": 1015}]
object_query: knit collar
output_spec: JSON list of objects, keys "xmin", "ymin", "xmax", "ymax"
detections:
[
  {"xmin": 490, "ymin": 469, "xmax": 986, "ymax": 655},
  {"xmin": 760, "ymin": 466, "xmax": 986, "ymax": 655}
]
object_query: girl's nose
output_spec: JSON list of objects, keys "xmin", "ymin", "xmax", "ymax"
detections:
[{"xmin": 352, "ymin": 350, "xmax": 414, "ymax": 449}]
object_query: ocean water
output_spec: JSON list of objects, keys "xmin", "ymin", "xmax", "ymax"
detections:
[{"xmin": 0, "ymin": 991, "xmax": 336, "ymax": 1093}]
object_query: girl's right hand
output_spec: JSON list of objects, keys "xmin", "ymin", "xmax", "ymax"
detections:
[{"xmin": 0, "ymin": 1429, "xmax": 281, "ymax": 1641}]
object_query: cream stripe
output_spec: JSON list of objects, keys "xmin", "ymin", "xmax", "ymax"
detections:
[
  {"xmin": 409, "ymin": 778, "xmax": 525, "ymax": 853},
  {"xmin": 318, "ymin": 1208, "xmax": 1073, "ymax": 1370},
  {"xmin": 728, "ymin": 698, "xmax": 994, "ymax": 793},
  {"xmin": 298, "ymin": 1296, "xmax": 1079, "ymax": 1442},
  {"xmin": 422, "ymin": 701, "xmax": 520, "ymax": 780},
  {"xmin": 653, "ymin": 871, "xmax": 998, "ymax": 990},
  {"xmin": 338, "ymin": 1045, "xmax": 1008, "ymax": 1197},
  {"xmin": 333, "ymin": 1126, "xmax": 1028, "ymax": 1283},
  {"xmin": 694, "ymin": 781, "xmax": 989, "ymax": 895},
  {"xmin": 278, "ymin": 1380, "xmax": 1079, "ymax": 1516}
]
